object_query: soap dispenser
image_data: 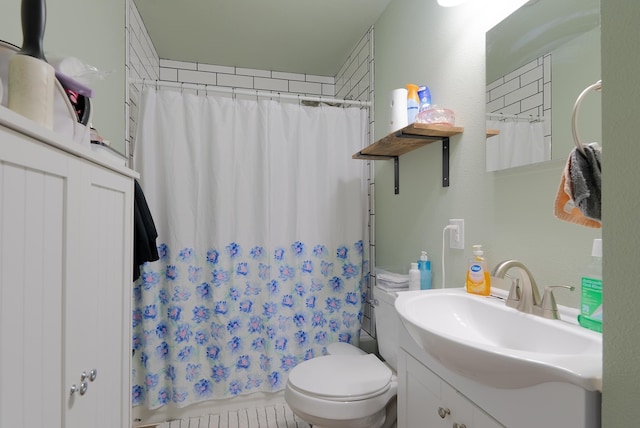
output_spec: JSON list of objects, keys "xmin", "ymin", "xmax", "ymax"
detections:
[
  {"xmin": 466, "ymin": 244, "xmax": 490, "ymax": 296},
  {"xmin": 418, "ymin": 251, "xmax": 432, "ymax": 290}
]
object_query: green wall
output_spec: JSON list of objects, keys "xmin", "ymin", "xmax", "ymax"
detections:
[
  {"xmin": 374, "ymin": 0, "xmax": 599, "ymax": 308},
  {"xmin": 374, "ymin": 0, "xmax": 639, "ymax": 425},
  {"xmin": 601, "ymin": 1, "xmax": 640, "ymax": 425}
]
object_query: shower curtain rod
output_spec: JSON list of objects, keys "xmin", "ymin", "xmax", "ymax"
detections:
[
  {"xmin": 486, "ymin": 112, "xmax": 543, "ymax": 122},
  {"xmin": 136, "ymin": 79, "xmax": 371, "ymax": 107}
]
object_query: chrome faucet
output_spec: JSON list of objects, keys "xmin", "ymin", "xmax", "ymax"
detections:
[{"xmin": 491, "ymin": 260, "xmax": 574, "ymax": 320}]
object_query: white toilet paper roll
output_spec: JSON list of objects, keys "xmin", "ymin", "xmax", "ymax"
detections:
[
  {"xmin": 389, "ymin": 88, "xmax": 408, "ymax": 133},
  {"xmin": 8, "ymin": 54, "xmax": 55, "ymax": 129}
]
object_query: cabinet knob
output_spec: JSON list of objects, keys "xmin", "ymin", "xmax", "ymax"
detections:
[
  {"xmin": 438, "ymin": 407, "xmax": 451, "ymax": 418},
  {"xmin": 79, "ymin": 381, "xmax": 88, "ymax": 395},
  {"xmin": 81, "ymin": 369, "xmax": 97, "ymax": 382},
  {"xmin": 453, "ymin": 424, "xmax": 467, "ymax": 428},
  {"xmin": 70, "ymin": 384, "xmax": 78, "ymax": 396}
]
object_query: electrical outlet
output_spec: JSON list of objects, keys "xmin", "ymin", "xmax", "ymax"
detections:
[{"xmin": 449, "ymin": 219, "xmax": 464, "ymax": 249}]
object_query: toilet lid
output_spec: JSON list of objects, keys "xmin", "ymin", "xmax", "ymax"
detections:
[{"xmin": 288, "ymin": 354, "xmax": 392, "ymax": 401}]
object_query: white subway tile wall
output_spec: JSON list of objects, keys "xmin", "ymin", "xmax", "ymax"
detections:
[
  {"xmin": 335, "ymin": 28, "xmax": 375, "ymax": 337},
  {"xmin": 126, "ymin": 0, "xmax": 375, "ymax": 336},
  {"xmin": 486, "ymin": 54, "xmax": 552, "ymax": 144},
  {"xmin": 158, "ymin": 61, "xmax": 335, "ymax": 98},
  {"xmin": 126, "ymin": 0, "xmax": 160, "ymax": 160}
]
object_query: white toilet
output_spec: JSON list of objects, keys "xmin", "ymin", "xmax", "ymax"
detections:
[{"xmin": 285, "ymin": 285, "xmax": 402, "ymax": 428}]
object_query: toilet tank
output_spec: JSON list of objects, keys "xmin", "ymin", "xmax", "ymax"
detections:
[{"xmin": 372, "ymin": 285, "xmax": 403, "ymax": 370}]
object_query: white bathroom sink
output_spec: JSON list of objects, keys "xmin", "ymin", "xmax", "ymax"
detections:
[{"xmin": 395, "ymin": 288, "xmax": 602, "ymax": 391}]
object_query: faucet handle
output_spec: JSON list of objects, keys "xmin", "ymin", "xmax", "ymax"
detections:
[
  {"xmin": 505, "ymin": 274, "xmax": 521, "ymax": 309},
  {"xmin": 540, "ymin": 285, "xmax": 575, "ymax": 320}
]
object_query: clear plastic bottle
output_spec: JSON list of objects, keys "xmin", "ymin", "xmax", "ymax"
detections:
[
  {"xmin": 418, "ymin": 251, "xmax": 432, "ymax": 290},
  {"xmin": 466, "ymin": 244, "xmax": 490, "ymax": 296},
  {"xmin": 409, "ymin": 262, "xmax": 420, "ymax": 291},
  {"xmin": 578, "ymin": 238, "xmax": 602, "ymax": 332}
]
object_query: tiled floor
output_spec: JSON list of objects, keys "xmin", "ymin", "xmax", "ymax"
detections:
[{"xmin": 157, "ymin": 403, "xmax": 310, "ymax": 428}]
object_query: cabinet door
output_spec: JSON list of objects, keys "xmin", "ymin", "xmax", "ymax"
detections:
[
  {"xmin": 473, "ymin": 408, "xmax": 506, "ymax": 428},
  {"xmin": 65, "ymin": 161, "xmax": 133, "ymax": 428},
  {"xmin": 399, "ymin": 350, "xmax": 505, "ymax": 428},
  {"xmin": 400, "ymin": 351, "xmax": 449, "ymax": 427},
  {"xmin": 0, "ymin": 127, "xmax": 75, "ymax": 428}
]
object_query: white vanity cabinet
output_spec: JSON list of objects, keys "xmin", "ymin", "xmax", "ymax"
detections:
[
  {"xmin": 399, "ymin": 350, "xmax": 504, "ymax": 428},
  {"xmin": 397, "ymin": 314, "xmax": 601, "ymax": 428},
  {"xmin": 0, "ymin": 107, "xmax": 136, "ymax": 428}
]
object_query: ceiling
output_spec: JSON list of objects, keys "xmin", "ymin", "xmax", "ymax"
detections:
[{"xmin": 134, "ymin": 0, "xmax": 392, "ymax": 77}]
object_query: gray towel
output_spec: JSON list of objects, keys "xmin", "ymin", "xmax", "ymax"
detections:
[{"xmin": 570, "ymin": 142, "xmax": 602, "ymax": 221}]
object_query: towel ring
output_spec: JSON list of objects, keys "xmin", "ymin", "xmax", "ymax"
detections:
[{"xmin": 571, "ymin": 80, "xmax": 602, "ymax": 155}]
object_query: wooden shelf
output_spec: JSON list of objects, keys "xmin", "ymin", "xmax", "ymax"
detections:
[
  {"xmin": 486, "ymin": 128, "xmax": 500, "ymax": 137},
  {"xmin": 353, "ymin": 123, "xmax": 463, "ymax": 159},
  {"xmin": 353, "ymin": 123, "xmax": 463, "ymax": 192}
]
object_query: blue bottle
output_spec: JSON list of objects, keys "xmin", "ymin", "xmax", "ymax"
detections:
[
  {"xmin": 418, "ymin": 85, "xmax": 432, "ymax": 112},
  {"xmin": 418, "ymin": 251, "xmax": 432, "ymax": 290}
]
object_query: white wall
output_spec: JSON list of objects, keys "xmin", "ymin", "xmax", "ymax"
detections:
[
  {"xmin": 0, "ymin": 0, "xmax": 126, "ymax": 153},
  {"xmin": 373, "ymin": 0, "xmax": 600, "ymax": 309}
]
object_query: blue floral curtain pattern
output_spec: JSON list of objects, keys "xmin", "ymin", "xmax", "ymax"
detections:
[
  {"xmin": 132, "ymin": 239, "xmax": 366, "ymax": 408},
  {"xmin": 132, "ymin": 88, "xmax": 368, "ymax": 409}
]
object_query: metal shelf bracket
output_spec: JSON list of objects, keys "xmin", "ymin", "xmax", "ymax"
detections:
[
  {"xmin": 392, "ymin": 132, "xmax": 451, "ymax": 190},
  {"xmin": 442, "ymin": 137, "xmax": 450, "ymax": 187},
  {"xmin": 394, "ymin": 156, "xmax": 399, "ymax": 194}
]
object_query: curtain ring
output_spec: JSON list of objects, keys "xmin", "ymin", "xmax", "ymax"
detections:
[{"xmin": 180, "ymin": 82, "xmax": 184, "ymax": 94}]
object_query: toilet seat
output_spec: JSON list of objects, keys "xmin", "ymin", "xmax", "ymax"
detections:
[{"xmin": 287, "ymin": 354, "xmax": 392, "ymax": 401}]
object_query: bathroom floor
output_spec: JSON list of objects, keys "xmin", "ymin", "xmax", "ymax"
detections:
[{"xmin": 156, "ymin": 402, "xmax": 310, "ymax": 428}]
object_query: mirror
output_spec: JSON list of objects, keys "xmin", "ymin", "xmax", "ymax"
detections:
[{"xmin": 485, "ymin": 0, "xmax": 601, "ymax": 171}]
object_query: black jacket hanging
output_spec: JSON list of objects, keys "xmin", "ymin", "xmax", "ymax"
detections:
[{"xmin": 133, "ymin": 179, "xmax": 159, "ymax": 281}]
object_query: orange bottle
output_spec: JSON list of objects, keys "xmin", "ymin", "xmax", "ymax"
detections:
[
  {"xmin": 466, "ymin": 244, "xmax": 491, "ymax": 296},
  {"xmin": 406, "ymin": 83, "xmax": 420, "ymax": 123}
]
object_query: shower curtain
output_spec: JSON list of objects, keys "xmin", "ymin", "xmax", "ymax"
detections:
[
  {"xmin": 131, "ymin": 87, "xmax": 369, "ymax": 409},
  {"xmin": 486, "ymin": 119, "xmax": 548, "ymax": 171}
]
